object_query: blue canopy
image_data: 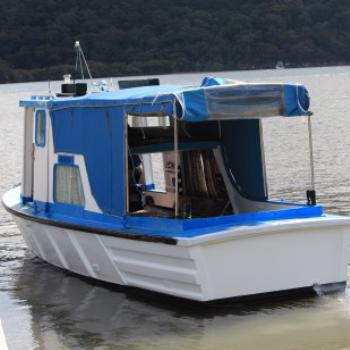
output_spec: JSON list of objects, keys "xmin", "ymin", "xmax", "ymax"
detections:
[{"xmin": 21, "ymin": 77, "xmax": 310, "ymax": 121}]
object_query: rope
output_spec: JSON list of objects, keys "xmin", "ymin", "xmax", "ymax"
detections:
[{"xmin": 74, "ymin": 41, "xmax": 93, "ymax": 80}]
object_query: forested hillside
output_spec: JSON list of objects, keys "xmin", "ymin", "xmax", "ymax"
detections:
[{"xmin": 0, "ymin": 0, "xmax": 350, "ymax": 83}]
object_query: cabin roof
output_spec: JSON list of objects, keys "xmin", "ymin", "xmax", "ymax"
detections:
[{"xmin": 20, "ymin": 76, "xmax": 311, "ymax": 121}]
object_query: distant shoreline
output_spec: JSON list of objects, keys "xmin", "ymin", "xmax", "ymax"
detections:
[{"xmin": 0, "ymin": 61, "xmax": 349, "ymax": 85}]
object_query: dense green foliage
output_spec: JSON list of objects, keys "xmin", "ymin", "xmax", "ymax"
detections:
[{"xmin": 0, "ymin": 0, "xmax": 350, "ymax": 82}]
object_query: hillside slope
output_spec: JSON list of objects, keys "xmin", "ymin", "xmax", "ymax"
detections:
[{"xmin": 0, "ymin": 0, "xmax": 349, "ymax": 82}]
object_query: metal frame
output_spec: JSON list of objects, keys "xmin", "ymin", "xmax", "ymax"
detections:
[
  {"xmin": 307, "ymin": 114, "xmax": 315, "ymax": 192},
  {"xmin": 306, "ymin": 113, "xmax": 316, "ymax": 205},
  {"xmin": 173, "ymin": 101, "xmax": 179, "ymax": 217},
  {"xmin": 258, "ymin": 119, "xmax": 269, "ymax": 199}
]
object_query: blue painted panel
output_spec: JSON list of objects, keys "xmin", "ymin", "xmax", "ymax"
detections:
[
  {"xmin": 180, "ymin": 89, "xmax": 208, "ymax": 121},
  {"xmin": 181, "ymin": 205, "xmax": 323, "ymax": 232},
  {"xmin": 221, "ymin": 119, "xmax": 266, "ymax": 200},
  {"xmin": 201, "ymin": 76, "xmax": 233, "ymax": 87},
  {"xmin": 110, "ymin": 108, "xmax": 125, "ymax": 215},
  {"xmin": 144, "ymin": 183, "xmax": 155, "ymax": 190},
  {"xmin": 284, "ymin": 84, "xmax": 310, "ymax": 116},
  {"xmin": 22, "ymin": 199, "xmax": 323, "ymax": 239},
  {"xmin": 50, "ymin": 107, "xmax": 125, "ymax": 215},
  {"xmin": 20, "ymin": 195, "xmax": 33, "ymax": 204},
  {"xmin": 30, "ymin": 200, "xmax": 125, "ymax": 229},
  {"xmin": 58, "ymin": 155, "xmax": 74, "ymax": 165}
]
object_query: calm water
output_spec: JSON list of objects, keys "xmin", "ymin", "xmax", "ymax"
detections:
[{"xmin": 1, "ymin": 67, "xmax": 350, "ymax": 349}]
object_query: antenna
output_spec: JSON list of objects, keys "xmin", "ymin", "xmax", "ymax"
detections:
[{"xmin": 74, "ymin": 41, "xmax": 93, "ymax": 80}]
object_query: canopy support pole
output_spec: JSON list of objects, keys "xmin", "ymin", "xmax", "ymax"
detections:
[
  {"xmin": 125, "ymin": 112, "xmax": 129, "ymax": 215},
  {"xmin": 173, "ymin": 101, "xmax": 179, "ymax": 217},
  {"xmin": 306, "ymin": 112, "xmax": 316, "ymax": 205}
]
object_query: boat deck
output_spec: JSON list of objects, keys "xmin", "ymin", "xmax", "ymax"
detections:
[{"xmin": 131, "ymin": 200, "xmax": 229, "ymax": 219}]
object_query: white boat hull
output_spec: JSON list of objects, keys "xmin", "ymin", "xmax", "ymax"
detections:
[{"xmin": 12, "ymin": 213, "xmax": 349, "ymax": 302}]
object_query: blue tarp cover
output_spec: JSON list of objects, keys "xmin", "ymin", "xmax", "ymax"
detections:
[{"xmin": 21, "ymin": 77, "xmax": 310, "ymax": 121}]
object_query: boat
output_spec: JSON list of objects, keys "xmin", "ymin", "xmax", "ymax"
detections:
[
  {"xmin": 3, "ymin": 74, "xmax": 350, "ymax": 302},
  {"xmin": 275, "ymin": 60, "xmax": 285, "ymax": 69}
]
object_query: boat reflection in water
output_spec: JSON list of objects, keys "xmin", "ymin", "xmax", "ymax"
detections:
[{"xmin": 10, "ymin": 254, "xmax": 350, "ymax": 350}]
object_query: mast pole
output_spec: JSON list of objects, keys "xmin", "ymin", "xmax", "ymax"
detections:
[{"xmin": 74, "ymin": 41, "xmax": 93, "ymax": 80}]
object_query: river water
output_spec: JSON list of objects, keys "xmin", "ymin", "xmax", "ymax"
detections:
[{"xmin": 1, "ymin": 67, "xmax": 350, "ymax": 349}]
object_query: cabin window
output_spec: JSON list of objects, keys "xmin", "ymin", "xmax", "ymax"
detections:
[
  {"xmin": 128, "ymin": 115, "xmax": 171, "ymax": 128},
  {"xmin": 54, "ymin": 165, "xmax": 85, "ymax": 206},
  {"xmin": 35, "ymin": 110, "xmax": 46, "ymax": 147}
]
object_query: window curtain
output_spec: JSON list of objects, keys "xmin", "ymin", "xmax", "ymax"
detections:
[{"xmin": 55, "ymin": 166, "xmax": 85, "ymax": 205}]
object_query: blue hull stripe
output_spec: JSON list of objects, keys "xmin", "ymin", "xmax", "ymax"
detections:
[{"xmin": 9, "ymin": 199, "xmax": 323, "ymax": 239}]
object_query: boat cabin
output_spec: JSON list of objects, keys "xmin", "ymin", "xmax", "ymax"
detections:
[{"xmin": 19, "ymin": 77, "xmax": 314, "ymax": 235}]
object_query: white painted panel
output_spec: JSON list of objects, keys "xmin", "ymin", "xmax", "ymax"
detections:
[
  {"xmin": 74, "ymin": 155, "xmax": 101, "ymax": 212},
  {"xmin": 71, "ymin": 231, "xmax": 124, "ymax": 284},
  {"xmin": 21, "ymin": 107, "xmax": 34, "ymax": 200},
  {"xmin": 213, "ymin": 147, "xmax": 297, "ymax": 213},
  {"xmin": 195, "ymin": 226, "xmax": 347, "ymax": 300},
  {"xmin": 33, "ymin": 109, "xmax": 50, "ymax": 202}
]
